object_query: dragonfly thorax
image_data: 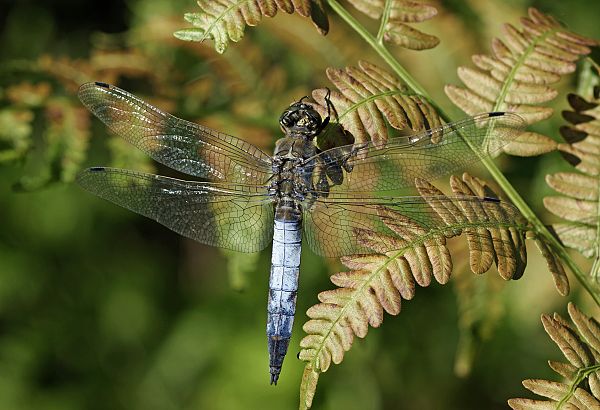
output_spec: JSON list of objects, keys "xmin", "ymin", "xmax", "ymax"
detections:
[
  {"xmin": 270, "ymin": 136, "xmax": 317, "ymax": 211},
  {"xmin": 279, "ymin": 100, "xmax": 322, "ymax": 139}
]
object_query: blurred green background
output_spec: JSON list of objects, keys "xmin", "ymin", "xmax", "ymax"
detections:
[{"xmin": 1, "ymin": 0, "xmax": 600, "ymax": 409}]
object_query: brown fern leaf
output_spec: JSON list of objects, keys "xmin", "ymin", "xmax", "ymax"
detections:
[
  {"xmin": 459, "ymin": 173, "xmax": 569, "ymax": 294},
  {"xmin": 174, "ymin": 0, "xmax": 329, "ymax": 54},
  {"xmin": 298, "ymin": 173, "xmax": 531, "ymax": 409},
  {"xmin": 445, "ymin": 7, "xmax": 598, "ymax": 157},
  {"xmin": 508, "ymin": 303, "xmax": 600, "ymax": 409},
  {"xmin": 311, "ymin": 60, "xmax": 442, "ymax": 146},
  {"xmin": 345, "ymin": 0, "xmax": 439, "ymax": 49},
  {"xmin": 544, "ymin": 88, "xmax": 600, "ymax": 261}
]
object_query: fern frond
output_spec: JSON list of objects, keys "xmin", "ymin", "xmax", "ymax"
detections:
[
  {"xmin": 459, "ymin": 173, "xmax": 570, "ymax": 293},
  {"xmin": 2, "ymin": 82, "xmax": 92, "ymax": 189},
  {"xmin": 44, "ymin": 98, "xmax": 91, "ymax": 184},
  {"xmin": 543, "ymin": 88, "xmax": 600, "ymax": 263},
  {"xmin": 508, "ymin": 303, "xmax": 600, "ymax": 409},
  {"xmin": 445, "ymin": 7, "xmax": 598, "ymax": 157},
  {"xmin": 174, "ymin": 0, "xmax": 328, "ymax": 54},
  {"xmin": 0, "ymin": 82, "xmax": 46, "ymax": 163},
  {"xmin": 310, "ymin": 60, "xmax": 442, "ymax": 146},
  {"xmin": 345, "ymin": 0, "xmax": 439, "ymax": 49},
  {"xmin": 298, "ymin": 173, "xmax": 538, "ymax": 409}
]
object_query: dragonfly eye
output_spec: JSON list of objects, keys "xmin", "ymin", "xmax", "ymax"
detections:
[{"xmin": 279, "ymin": 101, "xmax": 323, "ymax": 137}]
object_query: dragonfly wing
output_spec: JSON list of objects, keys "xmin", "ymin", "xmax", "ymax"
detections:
[
  {"xmin": 79, "ymin": 82, "xmax": 273, "ymax": 184},
  {"xmin": 303, "ymin": 193, "xmax": 522, "ymax": 258},
  {"xmin": 77, "ymin": 167, "xmax": 274, "ymax": 252},
  {"xmin": 305, "ymin": 112, "xmax": 526, "ymax": 193}
]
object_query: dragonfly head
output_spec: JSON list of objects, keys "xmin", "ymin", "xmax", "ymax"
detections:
[{"xmin": 279, "ymin": 98, "xmax": 323, "ymax": 139}]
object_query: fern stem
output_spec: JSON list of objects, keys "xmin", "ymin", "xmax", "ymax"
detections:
[
  {"xmin": 376, "ymin": 0, "xmax": 393, "ymax": 44},
  {"xmin": 327, "ymin": 0, "xmax": 600, "ymax": 305},
  {"xmin": 591, "ymin": 257, "xmax": 600, "ymax": 282},
  {"xmin": 557, "ymin": 364, "xmax": 600, "ymax": 409},
  {"xmin": 326, "ymin": 0, "xmax": 449, "ymax": 121},
  {"xmin": 481, "ymin": 156, "xmax": 600, "ymax": 304},
  {"xmin": 577, "ymin": 59, "xmax": 600, "ymax": 99}
]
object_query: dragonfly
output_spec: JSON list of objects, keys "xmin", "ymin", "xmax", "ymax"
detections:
[{"xmin": 76, "ymin": 81, "xmax": 525, "ymax": 385}]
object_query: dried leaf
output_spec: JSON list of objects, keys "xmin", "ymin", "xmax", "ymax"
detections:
[
  {"xmin": 502, "ymin": 131, "xmax": 558, "ymax": 156},
  {"xmin": 509, "ymin": 303, "xmax": 600, "ymax": 409},
  {"xmin": 311, "ymin": 60, "xmax": 442, "ymax": 145},
  {"xmin": 299, "ymin": 365, "xmax": 320, "ymax": 410},
  {"xmin": 546, "ymin": 173, "xmax": 598, "ymax": 201},
  {"xmin": 174, "ymin": 0, "xmax": 328, "ymax": 53},
  {"xmin": 345, "ymin": 0, "xmax": 439, "ymax": 49},
  {"xmin": 545, "ymin": 86, "xmax": 600, "ymax": 261},
  {"xmin": 384, "ymin": 22, "xmax": 439, "ymax": 50},
  {"xmin": 532, "ymin": 238, "xmax": 570, "ymax": 296},
  {"xmin": 446, "ymin": 7, "xmax": 597, "ymax": 156},
  {"xmin": 300, "ymin": 174, "xmax": 532, "ymax": 408}
]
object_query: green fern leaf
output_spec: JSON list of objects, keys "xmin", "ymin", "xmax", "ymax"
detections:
[
  {"xmin": 0, "ymin": 82, "xmax": 51, "ymax": 163},
  {"xmin": 544, "ymin": 87, "xmax": 600, "ymax": 262},
  {"xmin": 0, "ymin": 108, "xmax": 34, "ymax": 162},
  {"xmin": 45, "ymin": 99, "xmax": 91, "ymax": 183},
  {"xmin": 508, "ymin": 303, "xmax": 600, "ymax": 409},
  {"xmin": 311, "ymin": 60, "xmax": 442, "ymax": 146},
  {"xmin": 445, "ymin": 7, "xmax": 598, "ymax": 157},
  {"xmin": 174, "ymin": 0, "xmax": 328, "ymax": 53},
  {"xmin": 346, "ymin": 0, "xmax": 439, "ymax": 49},
  {"xmin": 299, "ymin": 173, "xmax": 540, "ymax": 409},
  {"xmin": 15, "ymin": 98, "xmax": 91, "ymax": 190}
]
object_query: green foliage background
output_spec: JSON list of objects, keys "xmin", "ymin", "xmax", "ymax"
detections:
[{"xmin": 1, "ymin": 0, "xmax": 599, "ymax": 409}]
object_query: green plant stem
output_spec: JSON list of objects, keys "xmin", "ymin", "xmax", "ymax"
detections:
[
  {"xmin": 376, "ymin": 0, "xmax": 392, "ymax": 44},
  {"xmin": 591, "ymin": 257, "xmax": 600, "ymax": 282},
  {"xmin": 482, "ymin": 156, "xmax": 600, "ymax": 304},
  {"xmin": 326, "ymin": 0, "xmax": 449, "ymax": 121},
  {"xmin": 557, "ymin": 364, "xmax": 600, "ymax": 409},
  {"xmin": 326, "ymin": 0, "xmax": 600, "ymax": 305}
]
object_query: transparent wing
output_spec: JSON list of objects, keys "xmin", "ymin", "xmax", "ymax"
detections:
[
  {"xmin": 77, "ymin": 167, "xmax": 274, "ymax": 252},
  {"xmin": 304, "ymin": 112, "xmax": 526, "ymax": 192},
  {"xmin": 303, "ymin": 193, "xmax": 522, "ymax": 257},
  {"xmin": 79, "ymin": 82, "xmax": 273, "ymax": 184}
]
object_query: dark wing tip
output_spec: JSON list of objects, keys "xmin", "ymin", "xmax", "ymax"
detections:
[
  {"xmin": 482, "ymin": 196, "xmax": 501, "ymax": 203},
  {"xmin": 78, "ymin": 81, "xmax": 112, "ymax": 100},
  {"xmin": 76, "ymin": 167, "xmax": 114, "ymax": 187},
  {"xmin": 270, "ymin": 372, "xmax": 279, "ymax": 385},
  {"xmin": 486, "ymin": 111, "xmax": 527, "ymax": 130}
]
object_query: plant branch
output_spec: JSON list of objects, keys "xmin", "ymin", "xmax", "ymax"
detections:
[
  {"xmin": 326, "ymin": 0, "xmax": 449, "ymax": 121},
  {"xmin": 326, "ymin": 0, "xmax": 600, "ymax": 305},
  {"xmin": 376, "ymin": 0, "xmax": 392, "ymax": 44}
]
